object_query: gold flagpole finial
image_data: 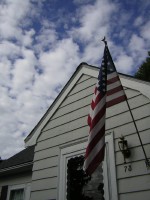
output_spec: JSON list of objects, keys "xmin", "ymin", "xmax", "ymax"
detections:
[{"xmin": 101, "ymin": 37, "xmax": 107, "ymax": 46}]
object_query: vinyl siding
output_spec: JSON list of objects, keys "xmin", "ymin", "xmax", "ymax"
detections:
[
  {"xmin": 30, "ymin": 74, "xmax": 150, "ymax": 200},
  {"xmin": 0, "ymin": 171, "xmax": 32, "ymax": 200},
  {"xmin": 30, "ymin": 74, "xmax": 94, "ymax": 200},
  {"xmin": 46, "ymin": 95, "xmax": 92, "ymax": 123},
  {"xmin": 119, "ymin": 190, "xmax": 150, "ymax": 200},
  {"xmin": 31, "ymin": 189, "xmax": 56, "ymax": 200},
  {"xmin": 32, "ymin": 167, "xmax": 58, "ymax": 181},
  {"xmin": 0, "ymin": 172, "xmax": 32, "ymax": 187},
  {"xmin": 118, "ymin": 175, "xmax": 150, "ymax": 193},
  {"xmin": 113, "ymin": 92, "xmax": 150, "ymax": 200}
]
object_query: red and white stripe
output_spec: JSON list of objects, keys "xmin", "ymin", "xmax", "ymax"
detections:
[
  {"xmin": 107, "ymin": 71, "xmax": 126, "ymax": 107},
  {"xmin": 84, "ymin": 83, "xmax": 106, "ymax": 175},
  {"xmin": 84, "ymin": 71, "xmax": 126, "ymax": 175}
]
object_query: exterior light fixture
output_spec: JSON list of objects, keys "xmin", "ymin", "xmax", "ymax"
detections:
[{"xmin": 118, "ymin": 136, "xmax": 131, "ymax": 164}]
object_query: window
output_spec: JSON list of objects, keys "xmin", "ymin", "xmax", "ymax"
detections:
[
  {"xmin": 59, "ymin": 132, "xmax": 118, "ymax": 200},
  {"xmin": 6, "ymin": 183, "xmax": 31, "ymax": 200},
  {"xmin": 9, "ymin": 188, "xmax": 24, "ymax": 200}
]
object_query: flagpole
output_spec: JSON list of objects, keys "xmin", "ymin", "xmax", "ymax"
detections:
[
  {"xmin": 125, "ymin": 100, "xmax": 150, "ymax": 168},
  {"xmin": 102, "ymin": 37, "xmax": 150, "ymax": 169}
]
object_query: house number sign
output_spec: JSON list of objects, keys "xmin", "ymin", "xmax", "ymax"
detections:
[{"xmin": 124, "ymin": 164, "xmax": 132, "ymax": 172}]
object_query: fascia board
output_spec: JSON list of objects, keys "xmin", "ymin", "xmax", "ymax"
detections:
[
  {"xmin": 80, "ymin": 66, "xmax": 150, "ymax": 99},
  {"xmin": 0, "ymin": 162, "xmax": 33, "ymax": 173},
  {"xmin": 120, "ymin": 75, "xmax": 150, "ymax": 99}
]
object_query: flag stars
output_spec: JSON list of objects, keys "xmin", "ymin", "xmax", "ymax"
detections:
[{"xmin": 98, "ymin": 53, "xmax": 107, "ymax": 94}]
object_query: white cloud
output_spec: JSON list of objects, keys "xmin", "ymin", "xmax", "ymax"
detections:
[
  {"xmin": 0, "ymin": 35, "xmax": 81, "ymax": 159},
  {"xmin": 11, "ymin": 48, "xmax": 37, "ymax": 94},
  {"xmin": 0, "ymin": 0, "xmax": 150, "ymax": 159},
  {"xmin": 36, "ymin": 38, "xmax": 80, "ymax": 94},
  {"xmin": 0, "ymin": 0, "xmax": 38, "ymax": 157},
  {"xmin": 134, "ymin": 16, "xmax": 143, "ymax": 27},
  {"xmin": 129, "ymin": 34, "xmax": 145, "ymax": 52},
  {"xmin": 22, "ymin": 29, "xmax": 35, "ymax": 47},
  {"xmin": 115, "ymin": 54, "xmax": 134, "ymax": 74},
  {"xmin": 0, "ymin": 0, "xmax": 32, "ymax": 40},
  {"xmin": 0, "ymin": 41, "xmax": 20, "ymax": 59},
  {"xmin": 0, "ymin": 58, "xmax": 12, "ymax": 87},
  {"xmin": 0, "ymin": 87, "xmax": 25, "ymax": 158},
  {"xmin": 70, "ymin": 0, "xmax": 116, "ymax": 42},
  {"xmin": 35, "ymin": 20, "xmax": 58, "ymax": 52},
  {"xmin": 140, "ymin": 21, "xmax": 150, "ymax": 41},
  {"xmin": 127, "ymin": 34, "xmax": 148, "ymax": 71},
  {"xmin": 81, "ymin": 41, "xmax": 104, "ymax": 65}
]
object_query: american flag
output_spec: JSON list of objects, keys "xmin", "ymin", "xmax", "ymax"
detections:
[{"xmin": 84, "ymin": 45, "xmax": 127, "ymax": 175}]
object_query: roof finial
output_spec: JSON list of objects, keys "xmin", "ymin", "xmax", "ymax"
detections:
[{"xmin": 101, "ymin": 36, "xmax": 107, "ymax": 46}]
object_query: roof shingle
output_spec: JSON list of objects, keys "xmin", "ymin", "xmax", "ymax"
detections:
[{"xmin": 0, "ymin": 145, "xmax": 35, "ymax": 170}]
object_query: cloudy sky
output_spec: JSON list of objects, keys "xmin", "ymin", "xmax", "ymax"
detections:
[{"xmin": 0, "ymin": 0, "xmax": 150, "ymax": 159}]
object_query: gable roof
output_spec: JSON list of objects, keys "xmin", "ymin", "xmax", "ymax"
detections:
[
  {"xmin": 25, "ymin": 63, "xmax": 94, "ymax": 146},
  {"xmin": 24, "ymin": 63, "xmax": 150, "ymax": 147},
  {"xmin": 0, "ymin": 145, "xmax": 35, "ymax": 176}
]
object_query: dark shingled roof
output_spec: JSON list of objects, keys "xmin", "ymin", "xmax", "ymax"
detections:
[{"xmin": 0, "ymin": 145, "xmax": 35, "ymax": 170}]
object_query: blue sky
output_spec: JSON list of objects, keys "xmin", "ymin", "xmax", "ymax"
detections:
[{"xmin": 0, "ymin": 0, "xmax": 150, "ymax": 159}]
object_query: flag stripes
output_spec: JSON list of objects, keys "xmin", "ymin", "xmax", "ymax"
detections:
[
  {"xmin": 84, "ymin": 45, "xmax": 127, "ymax": 175},
  {"xmin": 85, "ymin": 134, "xmax": 105, "ymax": 175},
  {"xmin": 84, "ymin": 81, "xmax": 106, "ymax": 175}
]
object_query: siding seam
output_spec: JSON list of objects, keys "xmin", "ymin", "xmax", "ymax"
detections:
[
  {"xmin": 106, "ymin": 115, "xmax": 150, "ymax": 132},
  {"xmin": 35, "ymin": 136, "xmax": 88, "ymax": 152},
  {"xmin": 76, "ymin": 76, "xmax": 93, "ymax": 85},
  {"xmin": 114, "ymin": 127, "xmax": 150, "ymax": 139},
  {"xmin": 68, "ymin": 83, "xmax": 95, "ymax": 97},
  {"xmin": 42, "ymin": 101, "xmax": 150, "ymax": 134},
  {"xmin": 31, "ymin": 187, "xmax": 56, "ymax": 192},
  {"xmin": 32, "ymin": 175, "xmax": 57, "ymax": 182},
  {"xmin": 34, "ymin": 155, "xmax": 58, "ymax": 163},
  {"xmin": 39, "ymin": 125, "xmax": 88, "ymax": 141},
  {"xmin": 33, "ymin": 165, "xmax": 58, "ymax": 172},
  {"xmin": 118, "ymin": 188, "xmax": 150, "ymax": 195}
]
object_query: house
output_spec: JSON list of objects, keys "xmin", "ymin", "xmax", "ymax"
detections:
[
  {"xmin": 0, "ymin": 146, "xmax": 34, "ymax": 200},
  {"xmin": 0, "ymin": 63, "xmax": 150, "ymax": 200}
]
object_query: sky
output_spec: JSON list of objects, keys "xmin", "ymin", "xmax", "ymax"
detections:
[{"xmin": 0, "ymin": 0, "xmax": 150, "ymax": 159}]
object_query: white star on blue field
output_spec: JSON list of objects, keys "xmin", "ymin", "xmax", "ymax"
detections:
[{"xmin": 0, "ymin": 0, "xmax": 150, "ymax": 159}]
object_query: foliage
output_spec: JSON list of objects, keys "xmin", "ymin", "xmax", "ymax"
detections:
[
  {"xmin": 134, "ymin": 51, "xmax": 150, "ymax": 82},
  {"xmin": 67, "ymin": 156, "xmax": 92, "ymax": 200}
]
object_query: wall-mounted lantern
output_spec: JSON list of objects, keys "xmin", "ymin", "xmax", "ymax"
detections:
[{"xmin": 118, "ymin": 136, "xmax": 131, "ymax": 164}]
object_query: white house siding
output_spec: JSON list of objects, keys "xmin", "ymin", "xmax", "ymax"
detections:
[
  {"xmin": 30, "ymin": 74, "xmax": 95, "ymax": 200},
  {"xmin": 0, "ymin": 172, "xmax": 32, "ymax": 189},
  {"xmin": 30, "ymin": 73, "xmax": 150, "ymax": 200},
  {"xmin": 110, "ymin": 89, "xmax": 150, "ymax": 200},
  {"xmin": 0, "ymin": 171, "xmax": 32, "ymax": 199}
]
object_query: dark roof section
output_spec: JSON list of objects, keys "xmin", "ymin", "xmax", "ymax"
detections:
[{"xmin": 0, "ymin": 145, "xmax": 35, "ymax": 170}]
